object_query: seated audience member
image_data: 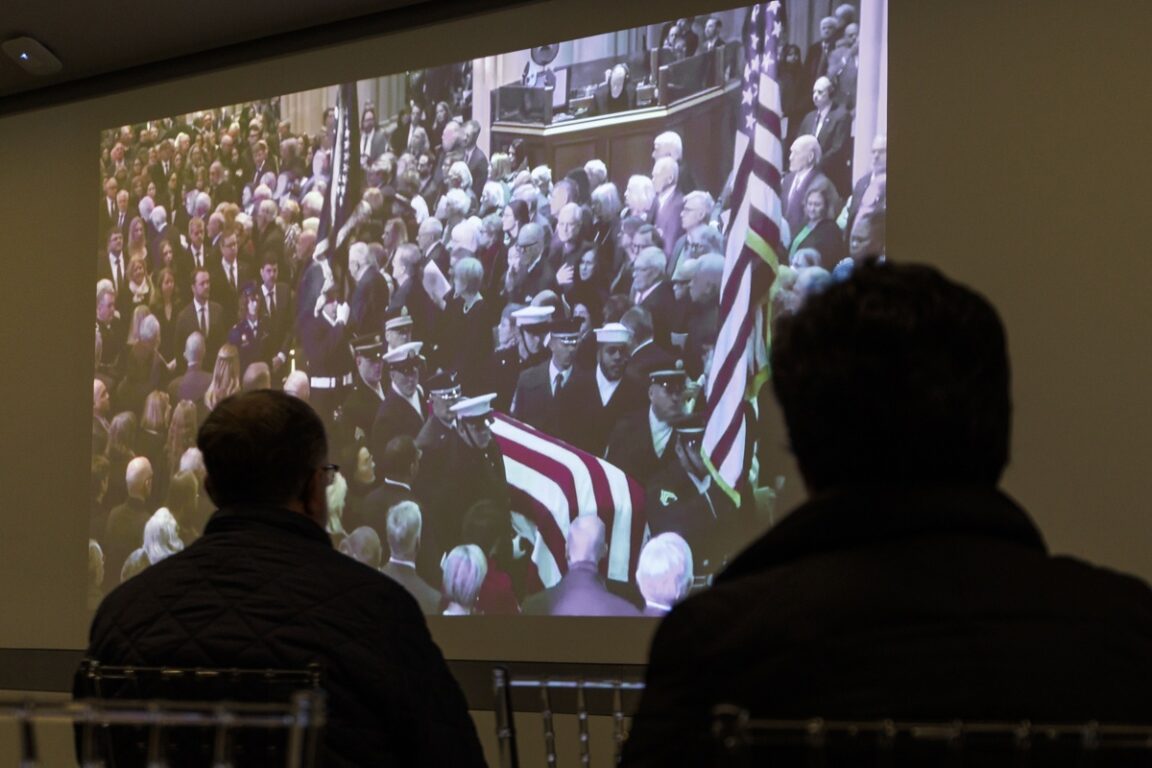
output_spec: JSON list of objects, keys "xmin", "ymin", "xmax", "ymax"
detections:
[
  {"xmin": 442, "ymin": 544, "xmax": 488, "ymax": 616},
  {"xmin": 79, "ymin": 390, "xmax": 485, "ymax": 767},
  {"xmin": 621, "ymin": 262, "xmax": 1152, "ymax": 767},
  {"xmin": 523, "ymin": 515, "xmax": 638, "ymax": 617},
  {"xmin": 635, "ymin": 532, "xmax": 693, "ymax": 616},
  {"xmin": 339, "ymin": 525, "xmax": 383, "ymax": 570},
  {"xmin": 382, "ymin": 500, "xmax": 442, "ymax": 614}
]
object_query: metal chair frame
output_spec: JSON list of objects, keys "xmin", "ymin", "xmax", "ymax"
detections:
[
  {"xmin": 492, "ymin": 666, "xmax": 645, "ymax": 768},
  {"xmin": 712, "ymin": 705, "xmax": 1152, "ymax": 767},
  {"xmin": 74, "ymin": 661, "xmax": 325, "ymax": 768}
]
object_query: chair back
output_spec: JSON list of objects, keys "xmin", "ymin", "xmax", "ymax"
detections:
[
  {"xmin": 712, "ymin": 705, "xmax": 1152, "ymax": 768},
  {"xmin": 75, "ymin": 660, "xmax": 324, "ymax": 767},
  {"xmin": 492, "ymin": 666, "xmax": 645, "ymax": 768}
]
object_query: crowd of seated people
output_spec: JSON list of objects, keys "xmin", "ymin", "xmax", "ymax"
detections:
[{"xmin": 89, "ymin": 12, "xmax": 885, "ymax": 614}]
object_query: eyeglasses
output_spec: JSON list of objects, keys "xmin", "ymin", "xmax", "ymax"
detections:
[{"xmin": 321, "ymin": 463, "xmax": 340, "ymax": 485}]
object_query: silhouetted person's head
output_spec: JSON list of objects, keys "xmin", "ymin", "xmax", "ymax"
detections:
[
  {"xmin": 771, "ymin": 261, "xmax": 1011, "ymax": 493},
  {"xmin": 197, "ymin": 390, "xmax": 329, "ymax": 523}
]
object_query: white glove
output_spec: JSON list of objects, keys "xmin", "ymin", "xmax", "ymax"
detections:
[
  {"xmin": 335, "ymin": 302, "xmax": 350, "ymax": 325},
  {"xmin": 313, "ymin": 292, "xmax": 326, "ymax": 317}
]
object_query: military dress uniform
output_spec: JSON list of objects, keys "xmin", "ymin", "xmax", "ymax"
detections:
[{"xmin": 645, "ymin": 418, "xmax": 741, "ymax": 575}]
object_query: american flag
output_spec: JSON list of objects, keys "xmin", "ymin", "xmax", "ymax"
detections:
[
  {"xmin": 703, "ymin": 1, "xmax": 785, "ymax": 505},
  {"xmin": 491, "ymin": 413, "xmax": 647, "ymax": 587},
  {"xmin": 315, "ymin": 82, "xmax": 362, "ymax": 277}
]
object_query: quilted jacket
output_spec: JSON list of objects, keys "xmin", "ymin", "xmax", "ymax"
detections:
[{"xmin": 80, "ymin": 504, "xmax": 487, "ymax": 767}]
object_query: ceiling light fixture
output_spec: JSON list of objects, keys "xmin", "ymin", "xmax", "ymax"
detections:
[{"xmin": 2, "ymin": 37, "xmax": 62, "ymax": 75}]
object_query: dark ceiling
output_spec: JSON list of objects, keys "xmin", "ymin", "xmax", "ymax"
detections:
[{"xmin": 0, "ymin": 0, "xmax": 511, "ymax": 115}]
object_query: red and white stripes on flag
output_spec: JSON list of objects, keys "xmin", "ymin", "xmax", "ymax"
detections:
[
  {"xmin": 491, "ymin": 413, "xmax": 647, "ymax": 588},
  {"xmin": 704, "ymin": 1, "xmax": 785, "ymax": 505}
]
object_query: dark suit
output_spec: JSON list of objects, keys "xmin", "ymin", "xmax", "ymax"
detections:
[
  {"xmin": 357, "ymin": 478, "xmax": 417, "ymax": 548},
  {"xmin": 805, "ymin": 39, "xmax": 835, "ymax": 86},
  {"xmin": 511, "ymin": 256, "xmax": 557, "ymax": 305},
  {"xmin": 381, "ymin": 561, "xmax": 442, "ymax": 615},
  {"xmin": 523, "ymin": 561, "xmax": 639, "ymax": 616},
  {"xmin": 175, "ymin": 300, "xmax": 226, "ymax": 365},
  {"xmin": 651, "ymin": 189, "xmax": 684, "ymax": 260},
  {"xmin": 463, "ymin": 145, "xmax": 489, "ymax": 194},
  {"xmin": 349, "ymin": 268, "xmax": 391, "ymax": 337},
  {"xmin": 103, "ymin": 496, "xmax": 149, "ymax": 585},
  {"xmin": 798, "ymin": 105, "xmax": 852, "ymax": 196},
  {"xmin": 555, "ymin": 367, "xmax": 646, "ymax": 456},
  {"xmin": 209, "ymin": 259, "xmax": 254, "ymax": 327},
  {"xmin": 359, "ymin": 129, "xmax": 389, "ymax": 167},
  {"xmin": 168, "ymin": 368, "xmax": 211, "ymax": 405},
  {"xmin": 683, "ymin": 303, "xmax": 718, "ymax": 379},
  {"xmin": 511, "ymin": 361, "xmax": 566, "ymax": 435},
  {"xmin": 635, "ymin": 280, "xmax": 679, "ymax": 351},
  {"xmin": 790, "ymin": 218, "xmax": 847, "ymax": 269},
  {"xmin": 371, "ymin": 387, "xmax": 426, "ymax": 467},
  {"xmin": 257, "ymin": 282, "xmax": 293, "ymax": 359},
  {"xmin": 96, "ymin": 251, "xmax": 134, "ymax": 320},
  {"xmin": 829, "ymin": 44, "xmax": 859, "ymax": 109},
  {"xmin": 781, "ymin": 169, "xmax": 831, "ymax": 243}
]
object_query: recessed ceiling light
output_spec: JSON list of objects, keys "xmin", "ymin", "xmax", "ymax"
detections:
[{"xmin": 2, "ymin": 36, "xmax": 62, "ymax": 75}]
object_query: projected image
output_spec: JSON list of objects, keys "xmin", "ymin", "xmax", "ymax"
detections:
[{"xmin": 90, "ymin": 0, "xmax": 887, "ymax": 616}]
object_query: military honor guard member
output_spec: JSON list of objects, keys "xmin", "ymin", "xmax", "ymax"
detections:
[
  {"xmin": 606, "ymin": 367, "xmax": 689, "ymax": 486},
  {"xmin": 416, "ymin": 393, "xmax": 510, "ymax": 555},
  {"xmin": 511, "ymin": 316, "xmax": 581, "ymax": 434},
  {"xmin": 341, "ymin": 333, "xmax": 388, "ymax": 444},
  {"xmin": 384, "ymin": 307, "xmax": 415, "ymax": 351},
  {"xmin": 645, "ymin": 413, "xmax": 743, "ymax": 574},
  {"xmin": 556, "ymin": 322, "xmax": 646, "ymax": 456},
  {"xmin": 417, "ymin": 370, "xmax": 465, "ymax": 452},
  {"xmin": 489, "ymin": 305, "xmax": 553, "ymax": 412},
  {"xmin": 371, "ymin": 341, "xmax": 427, "ymax": 464}
]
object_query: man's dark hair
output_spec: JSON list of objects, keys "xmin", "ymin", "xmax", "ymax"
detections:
[
  {"xmin": 381, "ymin": 435, "xmax": 419, "ymax": 478},
  {"xmin": 771, "ymin": 261, "xmax": 1011, "ymax": 491},
  {"xmin": 197, "ymin": 390, "xmax": 327, "ymax": 506}
]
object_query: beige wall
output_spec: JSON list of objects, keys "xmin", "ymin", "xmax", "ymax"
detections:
[{"xmin": 0, "ymin": 0, "xmax": 1149, "ymax": 672}]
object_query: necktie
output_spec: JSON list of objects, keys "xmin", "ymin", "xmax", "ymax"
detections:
[
  {"xmin": 199, "ymin": 305, "xmax": 206, "ymax": 334},
  {"xmin": 118, "ymin": 213, "xmax": 124, "ymax": 228},
  {"xmin": 195, "ymin": 249, "xmax": 202, "ymax": 269},
  {"xmin": 553, "ymin": 372, "xmax": 563, "ymax": 396},
  {"xmin": 108, "ymin": 199, "xmax": 114, "ymax": 217},
  {"xmin": 229, "ymin": 263, "xmax": 236, "ymax": 291},
  {"xmin": 267, "ymin": 289, "xmax": 275, "ymax": 315},
  {"xmin": 115, "ymin": 256, "xmax": 123, "ymax": 290}
]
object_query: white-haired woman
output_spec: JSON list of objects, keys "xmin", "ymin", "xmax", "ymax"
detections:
[
  {"xmin": 442, "ymin": 544, "xmax": 488, "ymax": 615},
  {"xmin": 143, "ymin": 508, "xmax": 185, "ymax": 565}
]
